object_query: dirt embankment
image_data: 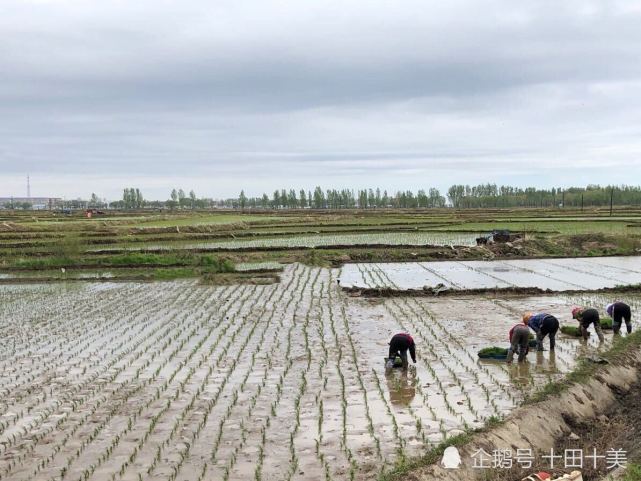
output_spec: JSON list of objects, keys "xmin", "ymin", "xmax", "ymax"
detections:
[
  {"xmin": 343, "ymin": 284, "xmax": 641, "ymax": 298},
  {"xmin": 398, "ymin": 342, "xmax": 641, "ymax": 481}
]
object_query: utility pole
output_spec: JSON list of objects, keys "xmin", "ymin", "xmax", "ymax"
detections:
[
  {"xmin": 27, "ymin": 175, "xmax": 31, "ymax": 199},
  {"xmin": 610, "ymin": 187, "xmax": 614, "ymax": 217},
  {"xmin": 581, "ymin": 194, "xmax": 584, "ymax": 212}
]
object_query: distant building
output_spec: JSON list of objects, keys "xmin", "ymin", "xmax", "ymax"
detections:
[{"xmin": 0, "ymin": 197, "xmax": 62, "ymax": 209}]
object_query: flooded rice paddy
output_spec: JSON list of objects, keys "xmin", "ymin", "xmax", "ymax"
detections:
[
  {"xmin": 339, "ymin": 256, "xmax": 641, "ymax": 291},
  {"xmin": 0, "ymin": 264, "xmax": 638, "ymax": 481},
  {"xmin": 91, "ymin": 231, "xmax": 478, "ymax": 252}
]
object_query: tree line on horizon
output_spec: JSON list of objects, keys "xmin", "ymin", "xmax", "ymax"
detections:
[{"xmin": 95, "ymin": 184, "xmax": 641, "ymax": 210}]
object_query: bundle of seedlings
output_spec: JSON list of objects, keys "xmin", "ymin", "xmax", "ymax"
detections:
[
  {"xmin": 600, "ymin": 316, "xmax": 614, "ymax": 329},
  {"xmin": 477, "ymin": 347, "xmax": 508, "ymax": 359},
  {"xmin": 560, "ymin": 325, "xmax": 589, "ymax": 337}
]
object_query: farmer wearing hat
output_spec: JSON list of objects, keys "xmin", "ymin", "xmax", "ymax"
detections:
[
  {"xmin": 572, "ymin": 306, "xmax": 605, "ymax": 342},
  {"xmin": 523, "ymin": 312, "xmax": 559, "ymax": 351},
  {"xmin": 607, "ymin": 301, "xmax": 632, "ymax": 335},
  {"xmin": 507, "ymin": 318, "xmax": 530, "ymax": 363},
  {"xmin": 388, "ymin": 332, "xmax": 416, "ymax": 370}
]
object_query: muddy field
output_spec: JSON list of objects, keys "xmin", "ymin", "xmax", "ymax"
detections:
[
  {"xmin": 339, "ymin": 256, "xmax": 641, "ymax": 291},
  {"xmin": 0, "ymin": 265, "xmax": 639, "ymax": 481}
]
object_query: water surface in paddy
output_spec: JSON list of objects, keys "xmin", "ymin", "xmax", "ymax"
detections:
[
  {"xmin": 1, "ymin": 267, "xmax": 639, "ymax": 481},
  {"xmin": 339, "ymin": 256, "xmax": 641, "ymax": 291}
]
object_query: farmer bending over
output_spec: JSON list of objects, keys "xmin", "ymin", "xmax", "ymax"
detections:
[
  {"xmin": 607, "ymin": 301, "xmax": 632, "ymax": 335},
  {"xmin": 507, "ymin": 319, "xmax": 530, "ymax": 363},
  {"xmin": 388, "ymin": 333, "xmax": 416, "ymax": 370},
  {"xmin": 572, "ymin": 307, "xmax": 605, "ymax": 342},
  {"xmin": 523, "ymin": 312, "xmax": 559, "ymax": 351}
]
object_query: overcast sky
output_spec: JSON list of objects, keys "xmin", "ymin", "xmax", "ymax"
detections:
[{"xmin": 2, "ymin": 0, "xmax": 641, "ymax": 200}]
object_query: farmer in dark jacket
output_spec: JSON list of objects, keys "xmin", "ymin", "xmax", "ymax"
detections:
[
  {"xmin": 524, "ymin": 312, "xmax": 559, "ymax": 351},
  {"xmin": 507, "ymin": 320, "xmax": 530, "ymax": 364},
  {"xmin": 572, "ymin": 307, "xmax": 605, "ymax": 342},
  {"xmin": 606, "ymin": 301, "xmax": 633, "ymax": 335},
  {"xmin": 388, "ymin": 333, "xmax": 416, "ymax": 370}
]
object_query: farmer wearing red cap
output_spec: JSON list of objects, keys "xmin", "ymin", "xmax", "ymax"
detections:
[
  {"xmin": 572, "ymin": 306, "xmax": 605, "ymax": 342},
  {"xmin": 607, "ymin": 301, "xmax": 632, "ymax": 335},
  {"xmin": 523, "ymin": 312, "xmax": 559, "ymax": 351},
  {"xmin": 507, "ymin": 317, "xmax": 530, "ymax": 363},
  {"xmin": 388, "ymin": 332, "xmax": 416, "ymax": 370}
]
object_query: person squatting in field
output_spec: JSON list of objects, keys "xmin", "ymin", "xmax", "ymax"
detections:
[
  {"xmin": 523, "ymin": 312, "xmax": 559, "ymax": 351},
  {"xmin": 572, "ymin": 306, "xmax": 605, "ymax": 342},
  {"xmin": 507, "ymin": 319, "xmax": 530, "ymax": 363},
  {"xmin": 388, "ymin": 332, "xmax": 417, "ymax": 370},
  {"xmin": 607, "ymin": 301, "xmax": 633, "ymax": 335}
]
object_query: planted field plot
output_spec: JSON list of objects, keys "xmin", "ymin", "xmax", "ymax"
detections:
[
  {"xmin": 1, "ymin": 266, "xmax": 638, "ymax": 481},
  {"xmin": 94, "ymin": 232, "xmax": 478, "ymax": 252},
  {"xmin": 339, "ymin": 256, "xmax": 641, "ymax": 291}
]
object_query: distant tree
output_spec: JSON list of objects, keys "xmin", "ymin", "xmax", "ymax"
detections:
[
  {"xmin": 135, "ymin": 188, "xmax": 143, "ymax": 208},
  {"xmin": 89, "ymin": 193, "xmax": 100, "ymax": 207},
  {"xmin": 189, "ymin": 190, "xmax": 197, "ymax": 209},
  {"xmin": 171, "ymin": 189, "xmax": 178, "ymax": 202},
  {"xmin": 288, "ymin": 189, "xmax": 297, "ymax": 208},
  {"xmin": 239, "ymin": 190, "xmax": 247, "ymax": 209},
  {"xmin": 313, "ymin": 186, "xmax": 324, "ymax": 209},
  {"xmin": 177, "ymin": 189, "xmax": 190, "ymax": 208},
  {"xmin": 122, "ymin": 188, "xmax": 130, "ymax": 209}
]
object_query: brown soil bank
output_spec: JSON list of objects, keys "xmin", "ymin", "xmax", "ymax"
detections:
[
  {"xmin": 345, "ymin": 284, "xmax": 641, "ymax": 298},
  {"xmin": 388, "ymin": 333, "xmax": 641, "ymax": 481}
]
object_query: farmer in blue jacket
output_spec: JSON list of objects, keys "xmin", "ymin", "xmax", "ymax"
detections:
[{"xmin": 523, "ymin": 312, "xmax": 559, "ymax": 351}]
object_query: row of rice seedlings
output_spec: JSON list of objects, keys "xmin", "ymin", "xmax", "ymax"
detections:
[
  {"xmin": 417, "ymin": 263, "xmax": 461, "ymax": 289},
  {"xmin": 152, "ymin": 264, "xmax": 304, "ymax": 479},
  {"xmin": 0, "ymin": 282, "xmax": 202, "ymax": 468},
  {"xmin": 242, "ymin": 266, "xmax": 311, "ymax": 480},
  {"xmin": 280, "ymin": 269, "xmax": 322, "ymax": 481},
  {"xmin": 122, "ymin": 279, "xmax": 285, "ymax": 480},
  {"xmin": 306, "ymin": 277, "xmax": 334, "ymax": 481},
  {"xmin": 0, "ymin": 283, "xmax": 154, "ymax": 404},
  {"xmin": 326, "ymin": 279, "xmax": 359, "ymax": 481},
  {"xmin": 43, "ymin": 284, "xmax": 248, "ymax": 481},
  {"xmin": 370, "ymin": 369, "xmax": 406, "ymax": 462},
  {"xmin": 330, "ymin": 273, "xmax": 383, "ymax": 463},
  {"xmin": 110, "ymin": 284, "xmax": 273, "ymax": 480},
  {"xmin": 111, "ymin": 232, "xmax": 478, "ymax": 252},
  {"xmin": 197, "ymin": 266, "xmax": 316, "ymax": 481},
  {"xmin": 15, "ymin": 283, "xmax": 249, "ymax": 480}
]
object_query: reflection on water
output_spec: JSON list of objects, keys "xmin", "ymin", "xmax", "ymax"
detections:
[
  {"xmin": 507, "ymin": 351, "xmax": 561, "ymax": 388},
  {"xmin": 507, "ymin": 361, "xmax": 532, "ymax": 387},
  {"xmin": 535, "ymin": 350, "xmax": 558, "ymax": 372},
  {"xmin": 386, "ymin": 367, "xmax": 417, "ymax": 406}
]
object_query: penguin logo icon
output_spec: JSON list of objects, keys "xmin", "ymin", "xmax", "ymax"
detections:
[{"xmin": 441, "ymin": 446, "xmax": 462, "ymax": 469}]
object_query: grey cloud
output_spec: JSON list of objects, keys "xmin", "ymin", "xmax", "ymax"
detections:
[{"xmin": 1, "ymin": 0, "xmax": 641, "ymax": 199}]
